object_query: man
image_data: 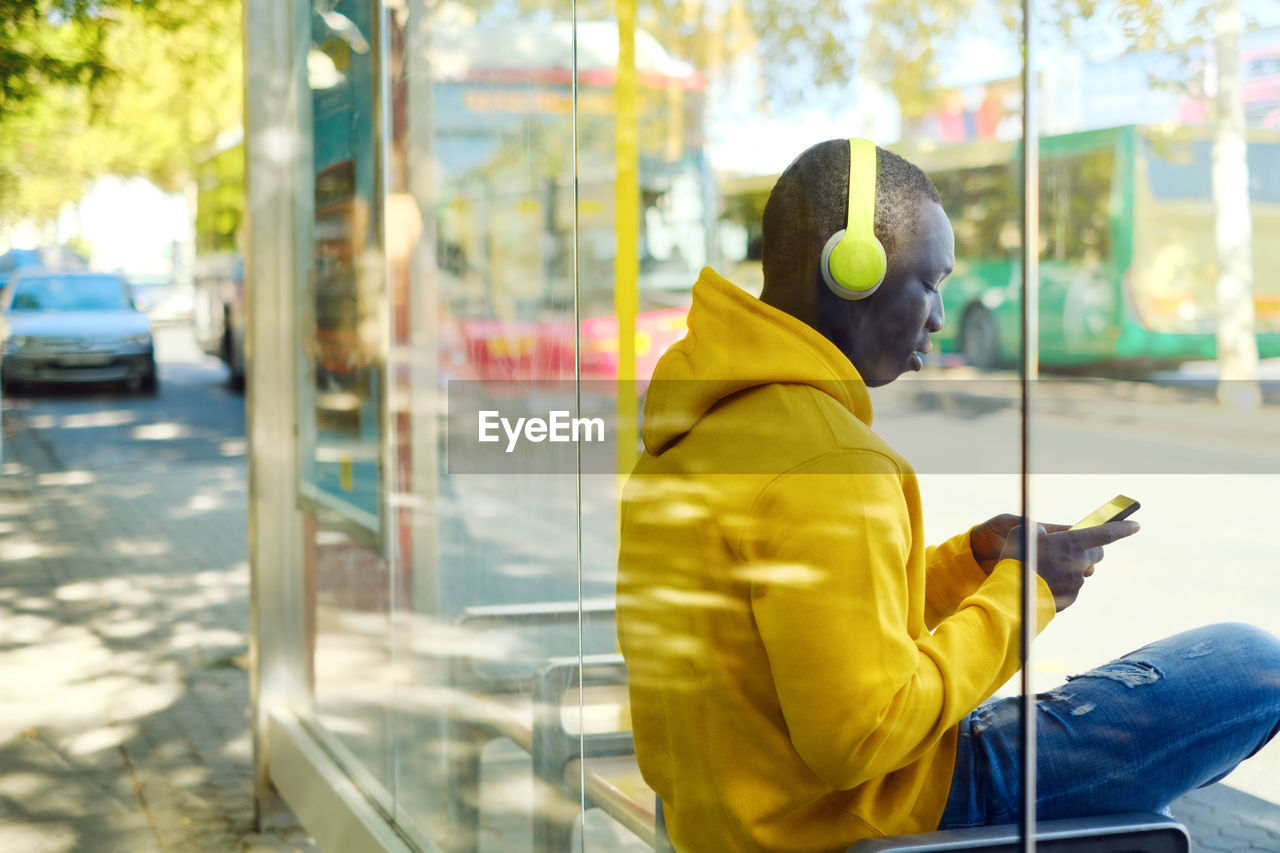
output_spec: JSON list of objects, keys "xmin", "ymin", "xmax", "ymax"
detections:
[{"xmin": 615, "ymin": 139, "xmax": 1280, "ymax": 852}]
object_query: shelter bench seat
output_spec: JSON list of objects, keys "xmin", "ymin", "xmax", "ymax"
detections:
[{"xmin": 447, "ymin": 602, "xmax": 1189, "ymax": 853}]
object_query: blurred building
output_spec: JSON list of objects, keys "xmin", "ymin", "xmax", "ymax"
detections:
[{"xmin": 905, "ymin": 25, "xmax": 1280, "ymax": 143}]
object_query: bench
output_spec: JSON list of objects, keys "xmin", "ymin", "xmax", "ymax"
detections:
[
  {"xmin": 445, "ymin": 600, "xmax": 637, "ymax": 853},
  {"xmin": 846, "ymin": 813, "xmax": 1190, "ymax": 851},
  {"xmin": 534, "ymin": 657, "xmax": 1189, "ymax": 853},
  {"xmin": 446, "ymin": 601, "xmax": 1190, "ymax": 853},
  {"xmin": 532, "ymin": 654, "xmax": 646, "ymax": 851}
]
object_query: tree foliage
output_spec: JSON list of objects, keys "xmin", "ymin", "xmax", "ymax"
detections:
[
  {"xmin": 80, "ymin": 1, "xmax": 242, "ymax": 190},
  {"xmin": 0, "ymin": 0, "xmax": 241, "ymax": 226},
  {"xmin": 0, "ymin": 0, "xmax": 111, "ymax": 112},
  {"xmin": 863, "ymin": 0, "xmax": 1018, "ymax": 120}
]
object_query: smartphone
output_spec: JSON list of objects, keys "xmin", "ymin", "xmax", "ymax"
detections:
[{"xmin": 1070, "ymin": 495, "xmax": 1141, "ymax": 530}]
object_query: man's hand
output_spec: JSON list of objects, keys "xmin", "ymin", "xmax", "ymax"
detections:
[
  {"xmin": 997, "ymin": 520, "xmax": 1141, "ymax": 611},
  {"xmin": 970, "ymin": 514, "xmax": 1021, "ymax": 574}
]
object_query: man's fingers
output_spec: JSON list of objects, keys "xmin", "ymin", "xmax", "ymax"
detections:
[
  {"xmin": 1008, "ymin": 521, "xmax": 1080, "ymax": 535},
  {"xmin": 1068, "ymin": 520, "xmax": 1140, "ymax": 548}
]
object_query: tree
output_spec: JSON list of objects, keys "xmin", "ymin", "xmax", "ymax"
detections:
[
  {"xmin": 1207, "ymin": 0, "xmax": 1260, "ymax": 408},
  {"xmin": 0, "ymin": 0, "xmax": 115, "ymax": 223},
  {"xmin": 0, "ymin": 0, "xmax": 241, "ymax": 226},
  {"xmin": 82, "ymin": 0, "xmax": 242, "ymax": 192},
  {"xmin": 0, "ymin": 1, "xmax": 113, "ymax": 112}
]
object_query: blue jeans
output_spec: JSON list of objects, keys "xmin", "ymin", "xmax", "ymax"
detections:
[{"xmin": 938, "ymin": 623, "xmax": 1280, "ymax": 828}]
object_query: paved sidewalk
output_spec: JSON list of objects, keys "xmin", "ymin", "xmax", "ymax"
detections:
[
  {"xmin": 1171, "ymin": 785, "xmax": 1280, "ymax": 852},
  {"xmin": 0, "ymin": 422, "xmax": 318, "ymax": 852}
]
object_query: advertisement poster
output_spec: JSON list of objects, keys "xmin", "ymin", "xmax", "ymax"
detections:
[{"xmin": 299, "ymin": 0, "xmax": 384, "ymax": 549}]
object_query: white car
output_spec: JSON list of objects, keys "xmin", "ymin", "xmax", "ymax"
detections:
[{"xmin": 0, "ymin": 270, "xmax": 157, "ymax": 394}]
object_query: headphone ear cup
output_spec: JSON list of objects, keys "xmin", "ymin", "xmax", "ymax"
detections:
[
  {"xmin": 822, "ymin": 229, "xmax": 886, "ymax": 301},
  {"xmin": 821, "ymin": 138, "xmax": 887, "ymax": 301}
]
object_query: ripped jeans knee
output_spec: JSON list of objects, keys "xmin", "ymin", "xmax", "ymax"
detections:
[
  {"xmin": 1066, "ymin": 659, "xmax": 1162, "ymax": 689},
  {"xmin": 939, "ymin": 622, "xmax": 1280, "ymax": 829}
]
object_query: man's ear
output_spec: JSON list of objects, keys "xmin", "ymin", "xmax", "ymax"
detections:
[{"xmin": 813, "ymin": 276, "xmax": 865, "ymax": 339}]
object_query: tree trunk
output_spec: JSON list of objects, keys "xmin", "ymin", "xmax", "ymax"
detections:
[{"xmin": 1212, "ymin": 0, "xmax": 1260, "ymax": 409}]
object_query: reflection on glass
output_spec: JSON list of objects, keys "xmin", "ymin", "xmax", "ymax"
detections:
[
  {"xmin": 390, "ymin": 2, "xmax": 606, "ymax": 850},
  {"xmin": 613, "ymin": 3, "xmax": 1034, "ymax": 851},
  {"xmin": 390, "ymin": 0, "xmax": 1037, "ymax": 846},
  {"xmin": 1026, "ymin": 10, "xmax": 1280, "ymax": 847},
  {"xmin": 306, "ymin": 516, "xmax": 394, "ymax": 802},
  {"xmin": 302, "ymin": 0, "xmax": 394, "ymax": 810},
  {"xmin": 429, "ymin": 23, "xmax": 705, "ymax": 387},
  {"xmin": 301, "ymin": 0, "xmax": 384, "ymax": 543},
  {"xmin": 266, "ymin": 0, "xmax": 1280, "ymax": 844}
]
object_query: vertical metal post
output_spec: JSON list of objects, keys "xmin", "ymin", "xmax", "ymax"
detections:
[
  {"xmin": 373, "ymin": 0, "xmax": 402, "ymax": 812},
  {"xmin": 614, "ymin": 0, "xmax": 640, "ymax": 478},
  {"xmin": 1019, "ymin": 0, "xmax": 1040, "ymax": 849},
  {"xmin": 246, "ymin": 0, "xmax": 308, "ymax": 829},
  {"xmin": 572, "ymin": 0, "xmax": 587, "ymax": 848},
  {"xmin": 405, "ymin": 0, "xmax": 442, "ymax": 622}
]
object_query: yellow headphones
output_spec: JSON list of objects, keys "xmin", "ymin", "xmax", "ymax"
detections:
[{"xmin": 820, "ymin": 138, "xmax": 886, "ymax": 300}]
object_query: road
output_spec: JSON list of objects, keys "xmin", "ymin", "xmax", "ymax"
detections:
[
  {"xmin": 4, "ymin": 328, "xmax": 1280, "ymax": 843},
  {"xmin": 1, "ymin": 324, "xmax": 246, "ymax": 476}
]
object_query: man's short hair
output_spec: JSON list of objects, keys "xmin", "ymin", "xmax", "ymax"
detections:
[{"xmin": 761, "ymin": 140, "xmax": 941, "ymax": 287}]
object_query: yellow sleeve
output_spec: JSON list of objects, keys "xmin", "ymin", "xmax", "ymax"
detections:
[
  {"xmin": 923, "ymin": 528, "xmax": 989, "ymax": 630},
  {"xmin": 743, "ymin": 452, "xmax": 1055, "ymax": 791}
]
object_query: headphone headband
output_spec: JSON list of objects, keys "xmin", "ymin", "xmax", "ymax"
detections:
[{"xmin": 821, "ymin": 138, "xmax": 887, "ymax": 301}]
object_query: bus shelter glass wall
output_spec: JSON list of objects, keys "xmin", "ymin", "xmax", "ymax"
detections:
[
  {"xmin": 387, "ymin": 1, "xmax": 595, "ymax": 850},
  {"xmin": 299, "ymin": 0, "xmax": 398, "ymax": 812},
  {"xmin": 293, "ymin": 0, "xmax": 1039, "ymax": 849},
  {"xmin": 584, "ymin": 0, "xmax": 1029, "ymax": 849},
  {"xmin": 1024, "ymin": 1, "xmax": 1280, "ymax": 836}
]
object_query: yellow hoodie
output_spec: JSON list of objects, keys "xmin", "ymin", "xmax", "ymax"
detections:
[{"xmin": 616, "ymin": 268, "xmax": 1055, "ymax": 852}]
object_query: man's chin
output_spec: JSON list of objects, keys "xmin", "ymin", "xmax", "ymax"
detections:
[
  {"xmin": 848, "ymin": 353, "xmax": 911, "ymax": 387},
  {"xmin": 864, "ymin": 356, "xmax": 922, "ymax": 387},
  {"xmin": 862, "ymin": 369, "xmax": 897, "ymax": 388}
]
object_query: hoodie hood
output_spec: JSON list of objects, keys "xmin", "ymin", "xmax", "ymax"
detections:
[{"xmin": 642, "ymin": 267, "xmax": 872, "ymax": 456}]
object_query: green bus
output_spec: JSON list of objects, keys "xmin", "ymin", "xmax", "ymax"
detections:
[
  {"xmin": 719, "ymin": 124, "xmax": 1280, "ymax": 368},
  {"xmin": 904, "ymin": 124, "xmax": 1280, "ymax": 368}
]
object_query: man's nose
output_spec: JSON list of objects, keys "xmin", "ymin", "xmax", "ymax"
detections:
[{"xmin": 926, "ymin": 291, "xmax": 944, "ymax": 333}]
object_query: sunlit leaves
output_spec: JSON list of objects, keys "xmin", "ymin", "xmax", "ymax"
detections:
[
  {"xmin": 0, "ymin": 0, "xmax": 241, "ymax": 224},
  {"xmin": 0, "ymin": 0, "xmax": 113, "ymax": 111},
  {"xmin": 83, "ymin": 1, "xmax": 242, "ymax": 190}
]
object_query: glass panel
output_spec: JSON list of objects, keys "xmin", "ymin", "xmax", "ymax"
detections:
[
  {"xmin": 580, "ymin": 0, "xmax": 711, "ymax": 847},
  {"xmin": 1030, "ymin": 3, "xmax": 1280, "ymax": 845},
  {"xmin": 388, "ymin": 1, "xmax": 590, "ymax": 849},
  {"xmin": 306, "ymin": 517, "xmax": 394, "ymax": 799},
  {"xmin": 610, "ymin": 0, "xmax": 1028, "ymax": 850},
  {"xmin": 248, "ymin": 0, "xmax": 1280, "ymax": 845},
  {"xmin": 302, "ymin": 0, "xmax": 395, "ymax": 806}
]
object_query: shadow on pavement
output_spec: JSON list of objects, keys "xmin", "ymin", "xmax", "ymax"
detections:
[{"xmin": 0, "ymin": 445, "xmax": 314, "ymax": 851}]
